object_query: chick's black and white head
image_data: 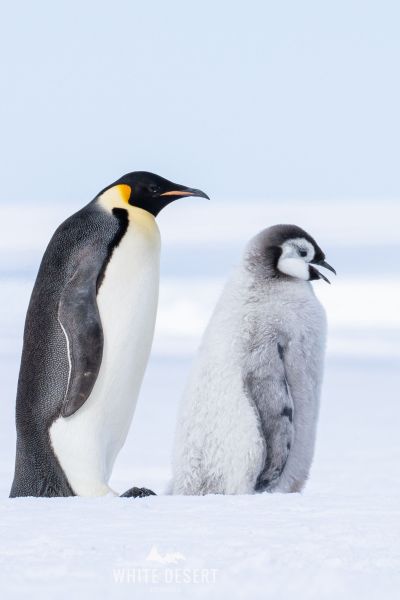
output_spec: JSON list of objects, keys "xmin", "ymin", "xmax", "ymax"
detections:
[{"xmin": 248, "ymin": 224, "xmax": 336, "ymax": 284}]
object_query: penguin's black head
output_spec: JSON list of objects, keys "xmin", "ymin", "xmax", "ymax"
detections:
[
  {"xmin": 249, "ymin": 224, "xmax": 336, "ymax": 283},
  {"xmin": 98, "ymin": 171, "xmax": 209, "ymax": 217}
]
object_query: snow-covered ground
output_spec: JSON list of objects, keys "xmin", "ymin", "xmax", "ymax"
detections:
[{"xmin": 1, "ymin": 200, "xmax": 399, "ymax": 599}]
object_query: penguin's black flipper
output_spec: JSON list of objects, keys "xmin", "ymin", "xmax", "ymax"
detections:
[
  {"xmin": 120, "ymin": 487, "xmax": 156, "ymax": 498},
  {"xmin": 58, "ymin": 253, "xmax": 104, "ymax": 418}
]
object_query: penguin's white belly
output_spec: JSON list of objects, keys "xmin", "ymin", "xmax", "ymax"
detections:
[{"xmin": 50, "ymin": 216, "xmax": 160, "ymax": 496}]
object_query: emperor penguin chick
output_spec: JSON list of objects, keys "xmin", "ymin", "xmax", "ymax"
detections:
[{"xmin": 172, "ymin": 225, "xmax": 335, "ymax": 495}]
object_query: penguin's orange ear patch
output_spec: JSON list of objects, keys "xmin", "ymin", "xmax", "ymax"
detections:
[{"xmin": 115, "ymin": 184, "xmax": 132, "ymax": 204}]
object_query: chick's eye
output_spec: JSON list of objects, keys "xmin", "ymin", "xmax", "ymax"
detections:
[{"xmin": 299, "ymin": 249, "xmax": 307, "ymax": 257}]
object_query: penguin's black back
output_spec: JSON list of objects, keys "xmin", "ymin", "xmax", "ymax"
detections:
[{"xmin": 10, "ymin": 201, "xmax": 128, "ymax": 497}]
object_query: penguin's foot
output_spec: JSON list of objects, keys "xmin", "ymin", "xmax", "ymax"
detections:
[{"xmin": 120, "ymin": 486, "xmax": 156, "ymax": 498}]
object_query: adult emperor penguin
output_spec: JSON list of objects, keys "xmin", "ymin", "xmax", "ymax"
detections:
[
  {"xmin": 172, "ymin": 225, "xmax": 335, "ymax": 495},
  {"xmin": 10, "ymin": 171, "xmax": 209, "ymax": 498}
]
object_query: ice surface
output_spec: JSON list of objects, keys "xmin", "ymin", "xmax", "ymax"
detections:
[{"xmin": 0, "ymin": 200, "xmax": 399, "ymax": 599}]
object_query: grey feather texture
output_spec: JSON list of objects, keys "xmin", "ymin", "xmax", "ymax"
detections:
[{"xmin": 172, "ymin": 225, "xmax": 328, "ymax": 495}]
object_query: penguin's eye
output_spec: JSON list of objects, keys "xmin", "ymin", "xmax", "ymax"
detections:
[
  {"xmin": 299, "ymin": 249, "xmax": 307, "ymax": 258},
  {"xmin": 148, "ymin": 184, "xmax": 160, "ymax": 195}
]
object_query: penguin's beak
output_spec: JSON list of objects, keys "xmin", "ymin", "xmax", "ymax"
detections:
[
  {"xmin": 309, "ymin": 265, "xmax": 331, "ymax": 284},
  {"xmin": 312, "ymin": 259, "xmax": 336, "ymax": 275},
  {"xmin": 160, "ymin": 187, "xmax": 210, "ymax": 200},
  {"xmin": 309, "ymin": 259, "xmax": 336, "ymax": 284}
]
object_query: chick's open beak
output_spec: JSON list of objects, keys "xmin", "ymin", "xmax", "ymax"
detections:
[
  {"xmin": 309, "ymin": 258, "xmax": 336, "ymax": 284},
  {"xmin": 314, "ymin": 259, "xmax": 336, "ymax": 275}
]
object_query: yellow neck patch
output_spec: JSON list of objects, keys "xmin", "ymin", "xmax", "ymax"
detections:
[
  {"xmin": 115, "ymin": 184, "xmax": 132, "ymax": 204},
  {"xmin": 97, "ymin": 184, "xmax": 132, "ymax": 212}
]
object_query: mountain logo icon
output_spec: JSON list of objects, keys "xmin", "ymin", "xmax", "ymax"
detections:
[{"xmin": 146, "ymin": 545, "xmax": 186, "ymax": 565}]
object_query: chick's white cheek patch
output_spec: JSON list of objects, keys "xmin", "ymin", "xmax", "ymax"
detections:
[{"xmin": 277, "ymin": 257, "xmax": 309, "ymax": 280}]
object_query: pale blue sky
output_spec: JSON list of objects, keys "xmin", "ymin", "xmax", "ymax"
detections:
[{"xmin": 0, "ymin": 0, "xmax": 399, "ymax": 203}]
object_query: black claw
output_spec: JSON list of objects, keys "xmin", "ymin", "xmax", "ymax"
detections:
[{"xmin": 120, "ymin": 486, "xmax": 156, "ymax": 498}]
